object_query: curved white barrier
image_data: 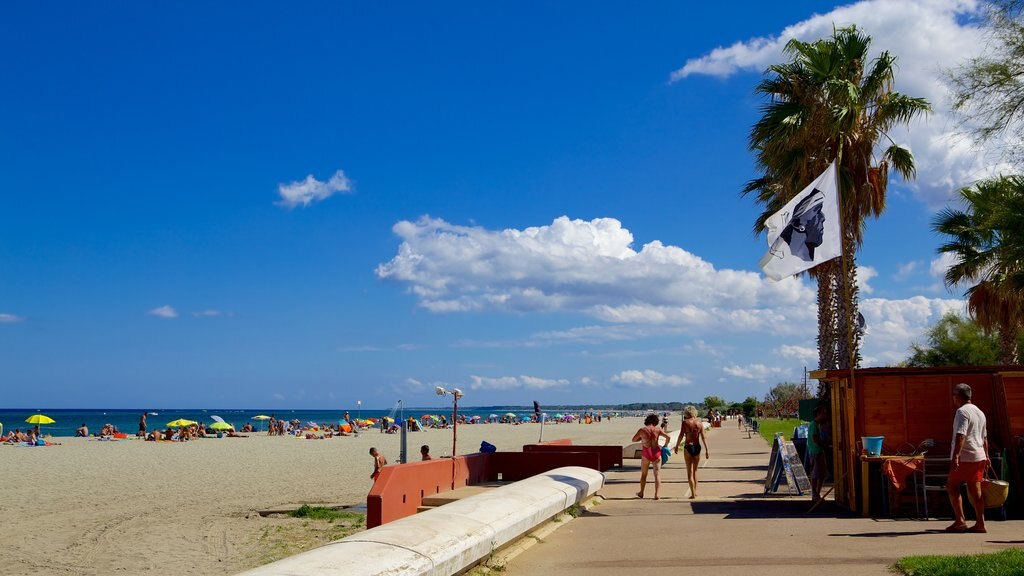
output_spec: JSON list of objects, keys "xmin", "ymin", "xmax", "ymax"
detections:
[{"xmin": 238, "ymin": 466, "xmax": 604, "ymax": 576}]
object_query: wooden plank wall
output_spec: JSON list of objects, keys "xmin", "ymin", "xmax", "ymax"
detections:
[{"xmin": 857, "ymin": 373, "xmax": 1003, "ymax": 455}]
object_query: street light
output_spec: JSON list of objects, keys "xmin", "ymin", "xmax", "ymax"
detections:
[{"xmin": 435, "ymin": 386, "xmax": 464, "ymax": 459}]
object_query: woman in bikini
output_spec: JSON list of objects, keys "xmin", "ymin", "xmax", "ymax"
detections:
[
  {"xmin": 632, "ymin": 414, "xmax": 671, "ymax": 500},
  {"xmin": 674, "ymin": 405, "xmax": 710, "ymax": 498}
]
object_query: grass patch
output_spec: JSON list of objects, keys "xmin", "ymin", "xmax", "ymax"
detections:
[
  {"xmin": 756, "ymin": 418, "xmax": 804, "ymax": 444},
  {"xmin": 255, "ymin": 509, "xmax": 365, "ymax": 565},
  {"xmin": 891, "ymin": 548, "xmax": 1024, "ymax": 576},
  {"xmin": 288, "ymin": 504, "xmax": 360, "ymax": 522}
]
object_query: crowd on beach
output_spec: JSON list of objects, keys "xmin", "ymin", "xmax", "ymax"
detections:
[{"xmin": 1, "ymin": 425, "xmax": 61, "ymax": 446}]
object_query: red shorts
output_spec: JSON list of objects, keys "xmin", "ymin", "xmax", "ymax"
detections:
[{"xmin": 948, "ymin": 459, "xmax": 986, "ymax": 484}]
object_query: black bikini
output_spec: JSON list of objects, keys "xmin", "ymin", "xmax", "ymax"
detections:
[{"xmin": 684, "ymin": 443, "xmax": 701, "ymax": 457}]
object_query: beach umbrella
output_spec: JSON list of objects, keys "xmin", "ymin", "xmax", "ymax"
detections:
[
  {"xmin": 504, "ymin": 412, "xmax": 516, "ymax": 418},
  {"xmin": 25, "ymin": 414, "xmax": 56, "ymax": 426},
  {"xmin": 252, "ymin": 415, "xmax": 271, "ymax": 431},
  {"xmin": 470, "ymin": 415, "xmax": 481, "ymax": 421},
  {"xmin": 167, "ymin": 418, "xmax": 196, "ymax": 428},
  {"xmin": 208, "ymin": 422, "xmax": 232, "ymax": 432},
  {"xmin": 210, "ymin": 415, "xmax": 226, "ymax": 424},
  {"xmin": 489, "ymin": 414, "xmax": 498, "ymax": 419}
]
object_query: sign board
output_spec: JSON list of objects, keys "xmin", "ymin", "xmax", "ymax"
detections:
[{"xmin": 764, "ymin": 432, "xmax": 812, "ymax": 495}]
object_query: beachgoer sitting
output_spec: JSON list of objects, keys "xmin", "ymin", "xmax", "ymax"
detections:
[{"xmin": 75, "ymin": 424, "xmax": 89, "ymax": 437}]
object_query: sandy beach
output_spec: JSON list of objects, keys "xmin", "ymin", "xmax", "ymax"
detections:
[{"xmin": 1, "ymin": 416, "xmax": 645, "ymax": 575}]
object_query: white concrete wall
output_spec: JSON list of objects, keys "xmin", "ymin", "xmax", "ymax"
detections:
[{"xmin": 237, "ymin": 466, "xmax": 604, "ymax": 576}]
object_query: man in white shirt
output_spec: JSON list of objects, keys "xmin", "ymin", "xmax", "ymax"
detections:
[{"xmin": 945, "ymin": 383, "xmax": 989, "ymax": 533}]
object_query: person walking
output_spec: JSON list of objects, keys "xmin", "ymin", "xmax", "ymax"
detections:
[
  {"xmin": 945, "ymin": 383, "xmax": 989, "ymax": 533},
  {"xmin": 674, "ymin": 406, "xmax": 710, "ymax": 499},
  {"xmin": 633, "ymin": 414, "xmax": 671, "ymax": 500}
]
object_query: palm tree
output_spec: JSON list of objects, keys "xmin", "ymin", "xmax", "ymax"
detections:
[
  {"xmin": 744, "ymin": 26, "xmax": 930, "ymax": 371},
  {"xmin": 934, "ymin": 175, "xmax": 1024, "ymax": 364}
]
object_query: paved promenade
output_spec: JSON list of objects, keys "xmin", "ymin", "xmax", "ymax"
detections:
[{"xmin": 505, "ymin": 421, "xmax": 1022, "ymax": 575}]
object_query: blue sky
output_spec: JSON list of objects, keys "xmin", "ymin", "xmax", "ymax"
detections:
[{"xmin": 1, "ymin": 1, "xmax": 999, "ymax": 409}]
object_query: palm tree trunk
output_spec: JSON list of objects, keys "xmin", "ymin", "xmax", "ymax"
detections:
[
  {"xmin": 999, "ymin": 324, "xmax": 1020, "ymax": 365},
  {"xmin": 836, "ymin": 232, "xmax": 862, "ymax": 370},
  {"xmin": 816, "ymin": 260, "xmax": 839, "ymax": 372}
]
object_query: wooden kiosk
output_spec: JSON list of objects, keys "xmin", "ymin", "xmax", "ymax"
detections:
[{"xmin": 810, "ymin": 366, "xmax": 1024, "ymax": 517}]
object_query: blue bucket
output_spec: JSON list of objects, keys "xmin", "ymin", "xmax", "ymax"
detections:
[{"xmin": 862, "ymin": 436, "xmax": 884, "ymax": 456}]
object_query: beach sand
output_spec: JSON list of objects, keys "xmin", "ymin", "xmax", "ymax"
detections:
[{"xmin": 1, "ymin": 416, "xmax": 646, "ymax": 575}]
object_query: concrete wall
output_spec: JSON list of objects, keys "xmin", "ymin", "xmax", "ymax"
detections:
[{"xmin": 237, "ymin": 466, "xmax": 604, "ymax": 576}]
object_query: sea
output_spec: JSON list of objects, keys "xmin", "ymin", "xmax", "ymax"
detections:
[{"xmin": 0, "ymin": 406, "xmax": 606, "ymax": 437}]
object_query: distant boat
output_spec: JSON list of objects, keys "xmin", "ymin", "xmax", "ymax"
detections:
[{"xmin": 148, "ymin": 412, "xmax": 159, "ymax": 416}]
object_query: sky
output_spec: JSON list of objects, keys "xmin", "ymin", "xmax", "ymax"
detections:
[{"xmin": 0, "ymin": 0, "xmax": 1008, "ymax": 410}]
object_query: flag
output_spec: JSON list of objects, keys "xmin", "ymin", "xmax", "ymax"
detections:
[{"xmin": 759, "ymin": 161, "xmax": 841, "ymax": 282}]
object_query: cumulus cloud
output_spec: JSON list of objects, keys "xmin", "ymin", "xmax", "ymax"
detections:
[
  {"xmin": 276, "ymin": 169, "xmax": 353, "ymax": 208},
  {"xmin": 469, "ymin": 375, "xmax": 570, "ymax": 390},
  {"xmin": 859, "ymin": 296, "xmax": 964, "ymax": 364},
  {"xmin": 378, "ymin": 215, "xmax": 817, "ymax": 334},
  {"xmin": 895, "ymin": 261, "xmax": 919, "ymax": 282},
  {"xmin": 379, "ymin": 215, "xmax": 965, "ymax": 367},
  {"xmin": 611, "ymin": 369, "xmax": 691, "ymax": 388},
  {"xmin": 858, "ymin": 266, "xmax": 878, "ymax": 295},
  {"xmin": 723, "ymin": 363, "xmax": 789, "ymax": 380},
  {"xmin": 776, "ymin": 344, "xmax": 818, "ymax": 364},
  {"xmin": 0, "ymin": 313, "xmax": 23, "ymax": 323},
  {"xmin": 147, "ymin": 305, "xmax": 178, "ymax": 319},
  {"xmin": 670, "ymin": 0, "xmax": 1013, "ymax": 208}
]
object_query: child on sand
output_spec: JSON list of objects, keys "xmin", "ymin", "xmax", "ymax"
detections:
[{"xmin": 369, "ymin": 447, "xmax": 387, "ymax": 480}]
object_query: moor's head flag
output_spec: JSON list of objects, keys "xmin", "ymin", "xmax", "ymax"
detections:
[{"xmin": 759, "ymin": 161, "xmax": 841, "ymax": 282}]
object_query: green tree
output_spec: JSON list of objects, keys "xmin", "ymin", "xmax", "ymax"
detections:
[
  {"xmin": 745, "ymin": 26, "xmax": 930, "ymax": 372},
  {"xmin": 741, "ymin": 396, "xmax": 759, "ymax": 418},
  {"xmin": 702, "ymin": 395, "xmax": 726, "ymax": 411},
  {"xmin": 947, "ymin": 1, "xmax": 1024, "ymax": 167},
  {"xmin": 934, "ymin": 175, "xmax": 1024, "ymax": 363},
  {"xmin": 906, "ymin": 312, "xmax": 1001, "ymax": 366},
  {"xmin": 763, "ymin": 382, "xmax": 812, "ymax": 418}
]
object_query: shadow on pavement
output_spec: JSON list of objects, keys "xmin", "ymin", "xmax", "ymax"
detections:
[{"xmin": 690, "ymin": 499, "xmax": 857, "ymax": 519}]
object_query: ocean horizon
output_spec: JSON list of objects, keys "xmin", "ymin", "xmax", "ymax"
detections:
[{"xmin": 1, "ymin": 406, "xmax": 633, "ymax": 437}]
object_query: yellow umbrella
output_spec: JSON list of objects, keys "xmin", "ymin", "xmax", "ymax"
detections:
[
  {"xmin": 25, "ymin": 414, "xmax": 56, "ymax": 425},
  {"xmin": 208, "ymin": 422, "xmax": 233, "ymax": 431},
  {"xmin": 167, "ymin": 419, "xmax": 197, "ymax": 428},
  {"xmin": 252, "ymin": 415, "xmax": 271, "ymax": 420}
]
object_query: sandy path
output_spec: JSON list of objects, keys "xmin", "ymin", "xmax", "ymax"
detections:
[{"xmin": 0, "ymin": 416, "xmax": 644, "ymax": 575}]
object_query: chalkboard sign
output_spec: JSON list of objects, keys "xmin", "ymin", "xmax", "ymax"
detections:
[
  {"xmin": 764, "ymin": 433, "xmax": 784, "ymax": 493},
  {"xmin": 764, "ymin": 432, "xmax": 812, "ymax": 495}
]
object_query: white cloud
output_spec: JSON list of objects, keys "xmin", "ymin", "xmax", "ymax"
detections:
[
  {"xmin": 775, "ymin": 344, "xmax": 818, "ymax": 364},
  {"xmin": 723, "ymin": 363, "xmax": 789, "ymax": 380},
  {"xmin": 469, "ymin": 375, "xmax": 570, "ymax": 390},
  {"xmin": 858, "ymin": 266, "xmax": 878, "ymax": 295},
  {"xmin": 0, "ymin": 313, "xmax": 23, "ymax": 323},
  {"xmin": 378, "ymin": 215, "xmax": 817, "ymax": 335},
  {"xmin": 192, "ymin": 309, "xmax": 227, "ymax": 317},
  {"xmin": 611, "ymin": 369, "xmax": 691, "ymax": 388},
  {"xmin": 276, "ymin": 169, "xmax": 353, "ymax": 208},
  {"xmin": 379, "ymin": 215, "xmax": 969, "ymax": 368},
  {"xmin": 670, "ymin": 0, "xmax": 1014, "ymax": 208},
  {"xmin": 895, "ymin": 261, "xmax": 919, "ymax": 281},
  {"xmin": 859, "ymin": 296, "xmax": 964, "ymax": 364},
  {"xmin": 147, "ymin": 305, "xmax": 178, "ymax": 319}
]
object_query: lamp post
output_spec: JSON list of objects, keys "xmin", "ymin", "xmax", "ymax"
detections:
[{"xmin": 435, "ymin": 386, "xmax": 464, "ymax": 458}]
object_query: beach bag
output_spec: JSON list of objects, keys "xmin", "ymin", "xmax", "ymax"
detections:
[
  {"xmin": 660, "ymin": 446, "xmax": 671, "ymax": 465},
  {"xmin": 982, "ymin": 464, "xmax": 1009, "ymax": 509},
  {"xmin": 480, "ymin": 441, "xmax": 496, "ymax": 453}
]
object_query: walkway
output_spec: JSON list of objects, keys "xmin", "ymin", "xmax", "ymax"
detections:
[{"xmin": 505, "ymin": 421, "xmax": 1022, "ymax": 575}]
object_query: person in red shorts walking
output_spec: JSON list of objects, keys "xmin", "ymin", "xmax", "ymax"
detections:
[{"xmin": 945, "ymin": 382, "xmax": 989, "ymax": 533}]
